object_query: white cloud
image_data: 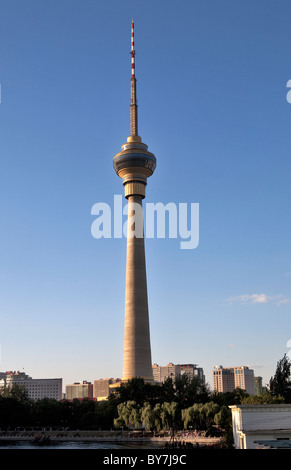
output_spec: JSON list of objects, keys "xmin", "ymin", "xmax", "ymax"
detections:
[
  {"xmin": 226, "ymin": 293, "xmax": 290, "ymax": 306},
  {"xmin": 276, "ymin": 297, "xmax": 291, "ymax": 305}
]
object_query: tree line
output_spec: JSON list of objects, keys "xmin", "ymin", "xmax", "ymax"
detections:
[{"xmin": 0, "ymin": 354, "xmax": 289, "ymax": 435}]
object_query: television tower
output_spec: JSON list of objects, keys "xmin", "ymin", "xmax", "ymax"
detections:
[{"xmin": 113, "ymin": 21, "xmax": 156, "ymax": 382}]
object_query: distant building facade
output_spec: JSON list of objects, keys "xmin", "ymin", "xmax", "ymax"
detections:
[
  {"xmin": 179, "ymin": 364, "xmax": 205, "ymax": 383},
  {"xmin": 213, "ymin": 366, "xmax": 255, "ymax": 395},
  {"xmin": 152, "ymin": 363, "xmax": 180, "ymax": 383},
  {"xmin": 213, "ymin": 366, "xmax": 235, "ymax": 393},
  {"xmin": 65, "ymin": 381, "xmax": 93, "ymax": 400},
  {"xmin": 152, "ymin": 363, "xmax": 205, "ymax": 384},
  {"xmin": 254, "ymin": 376, "xmax": 263, "ymax": 395},
  {"xmin": 93, "ymin": 378, "xmax": 121, "ymax": 401},
  {"xmin": 0, "ymin": 371, "xmax": 62, "ymax": 401}
]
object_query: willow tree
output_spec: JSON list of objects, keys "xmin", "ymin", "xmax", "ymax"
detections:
[
  {"xmin": 113, "ymin": 401, "xmax": 141, "ymax": 429},
  {"xmin": 182, "ymin": 402, "xmax": 220, "ymax": 430},
  {"xmin": 140, "ymin": 402, "xmax": 164, "ymax": 431}
]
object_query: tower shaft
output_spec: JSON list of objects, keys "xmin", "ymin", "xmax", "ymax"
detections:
[{"xmin": 123, "ymin": 196, "xmax": 153, "ymax": 381}]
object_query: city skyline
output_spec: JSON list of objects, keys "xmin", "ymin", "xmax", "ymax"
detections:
[
  {"xmin": 0, "ymin": 0, "xmax": 291, "ymax": 390},
  {"xmin": 0, "ymin": 362, "xmax": 258, "ymax": 397}
]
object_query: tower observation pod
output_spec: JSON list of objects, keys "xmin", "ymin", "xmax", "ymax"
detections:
[{"xmin": 113, "ymin": 21, "xmax": 156, "ymax": 383}]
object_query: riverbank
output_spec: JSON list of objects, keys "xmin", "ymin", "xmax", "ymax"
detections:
[{"xmin": 0, "ymin": 430, "xmax": 223, "ymax": 448}]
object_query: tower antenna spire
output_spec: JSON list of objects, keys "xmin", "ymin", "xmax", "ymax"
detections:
[
  {"xmin": 130, "ymin": 20, "xmax": 138, "ymax": 137},
  {"xmin": 131, "ymin": 19, "xmax": 135, "ymax": 78}
]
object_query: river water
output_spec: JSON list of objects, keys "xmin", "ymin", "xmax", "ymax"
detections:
[{"xmin": 0, "ymin": 440, "xmax": 163, "ymax": 450}]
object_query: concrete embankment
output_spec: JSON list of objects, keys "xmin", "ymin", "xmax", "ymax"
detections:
[{"xmin": 0, "ymin": 430, "xmax": 222, "ymax": 447}]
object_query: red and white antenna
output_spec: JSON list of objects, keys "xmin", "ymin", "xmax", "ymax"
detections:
[
  {"xmin": 130, "ymin": 20, "xmax": 138, "ymax": 136},
  {"xmin": 131, "ymin": 19, "xmax": 135, "ymax": 78}
]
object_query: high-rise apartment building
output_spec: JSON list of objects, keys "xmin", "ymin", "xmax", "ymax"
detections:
[
  {"xmin": 93, "ymin": 378, "xmax": 121, "ymax": 401},
  {"xmin": 0, "ymin": 371, "xmax": 62, "ymax": 401},
  {"xmin": 234, "ymin": 366, "xmax": 255, "ymax": 394},
  {"xmin": 213, "ymin": 366, "xmax": 255, "ymax": 394},
  {"xmin": 254, "ymin": 376, "xmax": 263, "ymax": 395},
  {"xmin": 152, "ymin": 363, "xmax": 205, "ymax": 384},
  {"xmin": 213, "ymin": 366, "xmax": 234, "ymax": 393},
  {"xmin": 152, "ymin": 363, "xmax": 180, "ymax": 383},
  {"xmin": 179, "ymin": 364, "xmax": 205, "ymax": 384},
  {"xmin": 65, "ymin": 381, "xmax": 93, "ymax": 400}
]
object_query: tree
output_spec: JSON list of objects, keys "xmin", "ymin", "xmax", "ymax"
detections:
[
  {"xmin": 95, "ymin": 400, "xmax": 118, "ymax": 430},
  {"xmin": 270, "ymin": 354, "xmax": 291, "ymax": 403},
  {"xmin": 211, "ymin": 388, "xmax": 249, "ymax": 407},
  {"xmin": 241, "ymin": 394, "xmax": 285, "ymax": 405},
  {"xmin": 173, "ymin": 374, "xmax": 210, "ymax": 406},
  {"xmin": 112, "ymin": 378, "xmax": 164, "ymax": 406},
  {"xmin": 213, "ymin": 405, "xmax": 234, "ymax": 448},
  {"xmin": 182, "ymin": 402, "xmax": 221, "ymax": 430},
  {"xmin": 181, "ymin": 403, "xmax": 202, "ymax": 429},
  {"xmin": 214, "ymin": 405, "xmax": 231, "ymax": 429},
  {"xmin": 203, "ymin": 402, "xmax": 220, "ymax": 428},
  {"xmin": 116, "ymin": 379, "xmax": 146, "ymax": 405},
  {"xmin": 184, "ymin": 375, "xmax": 210, "ymax": 405},
  {"xmin": 140, "ymin": 402, "xmax": 154, "ymax": 430},
  {"xmin": 160, "ymin": 378, "xmax": 175, "ymax": 403},
  {"xmin": 151, "ymin": 404, "xmax": 164, "ymax": 431},
  {"xmin": 140, "ymin": 403, "xmax": 164, "ymax": 431},
  {"xmin": 0, "ymin": 384, "xmax": 30, "ymax": 403},
  {"xmin": 160, "ymin": 402, "xmax": 180, "ymax": 431},
  {"xmin": 174, "ymin": 374, "xmax": 191, "ymax": 405},
  {"xmin": 32, "ymin": 398, "xmax": 63, "ymax": 428},
  {"xmin": 113, "ymin": 401, "xmax": 141, "ymax": 429}
]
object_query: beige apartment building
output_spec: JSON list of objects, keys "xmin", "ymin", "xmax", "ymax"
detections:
[
  {"xmin": 213, "ymin": 366, "xmax": 255, "ymax": 394},
  {"xmin": 152, "ymin": 363, "xmax": 180, "ymax": 383},
  {"xmin": 180, "ymin": 364, "xmax": 205, "ymax": 383},
  {"xmin": 65, "ymin": 381, "xmax": 93, "ymax": 400},
  {"xmin": 93, "ymin": 378, "xmax": 121, "ymax": 401},
  {"xmin": 152, "ymin": 363, "xmax": 205, "ymax": 384}
]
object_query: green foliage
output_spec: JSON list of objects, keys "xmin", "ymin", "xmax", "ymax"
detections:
[
  {"xmin": 140, "ymin": 402, "xmax": 154, "ymax": 430},
  {"xmin": 113, "ymin": 400, "xmax": 182, "ymax": 431},
  {"xmin": 0, "ymin": 384, "xmax": 30, "ymax": 402},
  {"xmin": 113, "ymin": 401, "xmax": 141, "ymax": 429},
  {"xmin": 32, "ymin": 398, "xmax": 63, "ymax": 428},
  {"xmin": 181, "ymin": 402, "xmax": 220, "ymax": 430},
  {"xmin": 114, "ymin": 378, "xmax": 167, "ymax": 406},
  {"xmin": 174, "ymin": 374, "xmax": 210, "ymax": 406},
  {"xmin": 0, "ymin": 393, "xmax": 118, "ymax": 431},
  {"xmin": 111, "ymin": 375, "xmax": 210, "ymax": 408},
  {"xmin": 4, "ymin": 368, "xmax": 287, "ymax": 436},
  {"xmin": 159, "ymin": 402, "xmax": 180, "ymax": 430},
  {"xmin": 211, "ymin": 388, "xmax": 249, "ymax": 406},
  {"xmin": 140, "ymin": 402, "xmax": 164, "ymax": 431},
  {"xmin": 0, "ymin": 385, "xmax": 32, "ymax": 429},
  {"xmin": 269, "ymin": 354, "xmax": 291, "ymax": 403},
  {"xmin": 241, "ymin": 393, "xmax": 285, "ymax": 405},
  {"xmin": 213, "ymin": 405, "xmax": 231, "ymax": 428}
]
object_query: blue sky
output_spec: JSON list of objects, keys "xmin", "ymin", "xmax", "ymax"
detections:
[{"xmin": 0, "ymin": 0, "xmax": 291, "ymax": 391}]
